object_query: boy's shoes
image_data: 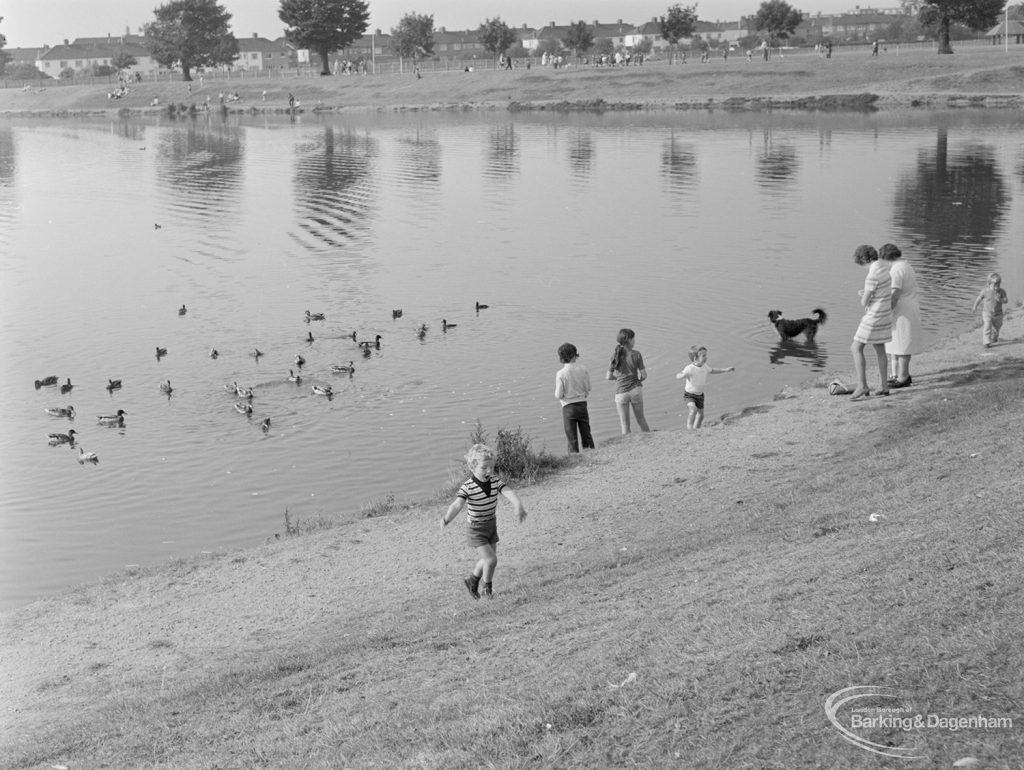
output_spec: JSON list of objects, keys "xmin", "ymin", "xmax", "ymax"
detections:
[
  {"xmin": 482, "ymin": 582, "xmax": 493, "ymax": 599},
  {"xmin": 463, "ymin": 576, "xmax": 480, "ymax": 599}
]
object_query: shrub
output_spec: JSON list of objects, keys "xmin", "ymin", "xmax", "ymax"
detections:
[{"xmin": 467, "ymin": 420, "xmax": 569, "ymax": 485}]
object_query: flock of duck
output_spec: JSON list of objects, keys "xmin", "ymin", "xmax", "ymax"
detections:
[{"xmin": 38, "ymin": 301, "xmax": 490, "ymax": 464}]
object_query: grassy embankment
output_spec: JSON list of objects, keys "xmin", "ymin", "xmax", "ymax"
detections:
[{"xmin": 1, "ymin": 44, "xmax": 1023, "ymax": 116}]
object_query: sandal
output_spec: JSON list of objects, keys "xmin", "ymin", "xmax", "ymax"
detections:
[
  {"xmin": 876, "ymin": 389, "xmax": 891, "ymax": 396},
  {"xmin": 850, "ymin": 389, "xmax": 870, "ymax": 401}
]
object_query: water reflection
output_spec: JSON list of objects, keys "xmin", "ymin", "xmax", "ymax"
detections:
[
  {"xmin": 113, "ymin": 118, "xmax": 146, "ymax": 143},
  {"xmin": 891, "ymin": 128, "xmax": 1007, "ymax": 292},
  {"xmin": 0, "ymin": 126, "xmax": 15, "ymax": 185},
  {"xmin": 0, "ymin": 127, "xmax": 15, "ymax": 253},
  {"xmin": 292, "ymin": 126, "xmax": 376, "ymax": 254},
  {"xmin": 568, "ymin": 130, "xmax": 594, "ymax": 178},
  {"xmin": 769, "ymin": 339, "xmax": 828, "ymax": 371},
  {"xmin": 394, "ymin": 129, "xmax": 441, "ymax": 187},
  {"xmin": 661, "ymin": 132, "xmax": 697, "ymax": 195},
  {"xmin": 156, "ymin": 122, "xmax": 243, "ymax": 221},
  {"xmin": 755, "ymin": 129, "xmax": 799, "ymax": 190},
  {"xmin": 484, "ymin": 124, "xmax": 518, "ymax": 180}
]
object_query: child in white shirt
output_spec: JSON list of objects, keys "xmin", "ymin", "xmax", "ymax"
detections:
[{"xmin": 675, "ymin": 345, "xmax": 735, "ymax": 429}]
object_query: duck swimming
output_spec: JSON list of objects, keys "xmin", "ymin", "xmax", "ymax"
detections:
[
  {"xmin": 48, "ymin": 429, "xmax": 77, "ymax": 445},
  {"xmin": 253, "ymin": 348, "xmax": 264, "ymax": 359},
  {"xmin": 312, "ymin": 383, "xmax": 332, "ymax": 396},
  {"xmin": 97, "ymin": 409, "xmax": 127, "ymax": 427},
  {"xmin": 331, "ymin": 361, "xmax": 355, "ymax": 374},
  {"xmin": 45, "ymin": 406, "xmax": 76, "ymax": 419},
  {"xmin": 160, "ymin": 379, "xmax": 173, "ymax": 395},
  {"xmin": 106, "ymin": 378, "xmax": 123, "ymax": 391},
  {"xmin": 60, "ymin": 377, "xmax": 74, "ymax": 394},
  {"xmin": 34, "ymin": 375, "xmax": 59, "ymax": 389},
  {"xmin": 261, "ymin": 417, "xmax": 271, "ymax": 432},
  {"xmin": 178, "ymin": 304, "xmax": 187, "ymax": 316},
  {"xmin": 77, "ymin": 448, "xmax": 99, "ymax": 464},
  {"xmin": 210, "ymin": 348, "xmax": 219, "ymax": 359},
  {"xmin": 234, "ymin": 401, "xmax": 253, "ymax": 415},
  {"xmin": 358, "ymin": 334, "xmax": 382, "ymax": 350},
  {"xmin": 288, "ymin": 369, "xmax": 302, "ymax": 383},
  {"xmin": 392, "ymin": 309, "xmax": 403, "ymax": 319},
  {"xmin": 156, "ymin": 346, "xmax": 168, "ymax": 359},
  {"xmin": 294, "ymin": 354, "xmax": 306, "ymax": 367},
  {"xmin": 305, "ymin": 310, "xmax": 325, "ymax": 321},
  {"xmin": 442, "ymin": 319, "xmax": 457, "ymax": 331},
  {"xmin": 475, "ymin": 302, "xmax": 489, "ymax": 311},
  {"xmin": 306, "ymin": 331, "xmax": 314, "ymax": 343},
  {"xmin": 236, "ymin": 384, "xmax": 254, "ymax": 399}
]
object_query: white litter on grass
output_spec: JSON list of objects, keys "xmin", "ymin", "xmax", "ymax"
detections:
[
  {"xmin": 953, "ymin": 759, "xmax": 980, "ymax": 768},
  {"xmin": 608, "ymin": 672, "xmax": 637, "ymax": 689},
  {"xmin": 868, "ymin": 513, "xmax": 886, "ymax": 522}
]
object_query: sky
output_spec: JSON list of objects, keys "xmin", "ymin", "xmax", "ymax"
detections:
[{"xmin": 2, "ymin": 0, "xmax": 860, "ymax": 47}]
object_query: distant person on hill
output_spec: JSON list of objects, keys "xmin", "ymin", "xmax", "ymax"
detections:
[
  {"xmin": 872, "ymin": 39, "xmax": 879, "ymax": 56},
  {"xmin": 881, "ymin": 243, "xmax": 923, "ymax": 388},
  {"xmin": 761, "ymin": 39, "xmax": 769, "ymax": 61},
  {"xmin": 288, "ymin": 93, "xmax": 295, "ymax": 109},
  {"xmin": 441, "ymin": 443, "xmax": 527, "ymax": 600},
  {"xmin": 972, "ymin": 272, "xmax": 1009, "ymax": 348},
  {"xmin": 606, "ymin": 328, "xmax": 650, "ymax": 434},
  {"xmin": 850, "ymin": 244, "xmax": 892, "ymax": 401},
  {"xmin": 554, "ymin": 342, "xmax": 595, "ymax": 453},
  {"xmin": 675, "ymin": 345, "xmax": 735, "ymax": 429}
]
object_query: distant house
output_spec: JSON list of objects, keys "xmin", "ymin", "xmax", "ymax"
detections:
[
  {"xmin": 36, "ymin": 36, "xmax": 158, "ymax": 77},
  {"xmin": 986, "ymin": 18, "xmax": 1024, "ymax": 44},
  {"xmin": 805, "ymin": 10, "xmax": 903, "ymax": 41},
  {"xmin": 432, "ymin": 27, "xmax": 487, "ymax": 60},
  {"xmin": 232, "ymin": 34, "xmax": 295, "ymax": 72}
]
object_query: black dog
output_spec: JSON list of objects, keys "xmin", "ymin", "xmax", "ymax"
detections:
[{"xmin": 768, "ymin": 308, "xmax": 827, "ymax": 341}]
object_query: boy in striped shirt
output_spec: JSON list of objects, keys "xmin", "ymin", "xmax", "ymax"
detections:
[{"xmin": 441, "ymin": 444, "xmax": 527, "ymax": 599}]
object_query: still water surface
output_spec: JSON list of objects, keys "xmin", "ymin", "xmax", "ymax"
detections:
[{"xmin": 1, "ymin": 109, "xmax": 1021, "ymax": 609}]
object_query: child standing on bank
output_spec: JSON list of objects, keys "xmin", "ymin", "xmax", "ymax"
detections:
[
  {"xmin": 972, "ymin": 272, "xmax": 1009, "ymax": 348},
  {"xmin": 441, "ymin": 444, "xmax": 526, "ymax": 599},
  {"xmin": 675, "ymin": 345, "xmax": 735, "ymax": 429},
  {"xmin": 554, "ymin": 342, "xmax": 595, "ymax": 453}
]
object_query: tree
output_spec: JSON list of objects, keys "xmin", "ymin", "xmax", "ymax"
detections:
[
  {"xmin": 535, "ymin": 38, "xmax": 562, "ymax": 58},
  {"xmin": 279, "ymin": 0, "xmax": 370, "ymax": 75},
  {"xmin": 594, "ymin": 38, "xmax": 616, "ymax": 58},
  {"xmin": 477, "ymin": 17, "xmax": 517, "ymax": 57},
  {"xmin": 755, "ymin": 0, "xmax": 803, "ymax": 47},
  {"xmin": 145, "ymin": 0, "xmax": 238, "ymax": 82},
  {"xmin": 917, "ymin": 0, "xmax": 1005, "ymax": 54},
  {"xmin": 563, "ymin": 21, "xmax": 595, "ymax": 58},
  {"xmin": 660, "ymin": 4, "xmax": 698, "ymax": 61},
  {"xmin": 5, "ymin": 61, "xmax": 48, "ymax": 80},
  {"xmin": 390, "ymin": 12, "xmax": 435, "ymax": 60},
  {"xmin": 0, "ymin": 16, "xmax": 11, "ymax": 76},
  {"xmin": 112, "ymin": 52, "xmax": 138, "ymax": 70}
]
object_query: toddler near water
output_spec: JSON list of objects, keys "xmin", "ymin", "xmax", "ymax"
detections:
[
  {"xmin": 441, "ymin": 444, "xmax": 526, "ymax": 599},
  {"xmin": 675, "ymin": 345, "xmax": 735, "ymax": 429},
  {"xmin": 972, "ymin": 272, "xmax": 1009, "ymax": 348}
]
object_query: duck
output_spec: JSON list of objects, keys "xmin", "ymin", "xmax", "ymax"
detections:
[
  {"xmin": 261, "ymin": 417, "xmax": 271, "ymax": 432},
  {"xmin": 349, "ymin": 330, "xmax": 358, "ymax": 342},
  {"xmin": 209, "ymin": 348, "xmax": 219, "ymax": 359},
  {"xmin": 236, "ymin": 384, "xmax": 255, "ymax": 399},
  {"xmin": 331, "ymin": 361, "xmax": 355, "ymax": 374},
  {"xmin": 160, "ymin": 379, "xmax": 173, "ymax": 395},
  {"xmin": 305, "ymin": 310, "xmax": 325, "ymax": 321},
  {"xmin": 253, "ymin": 348, "xmax": 264, "ymax": 360},
  {"xmin": 60, "ymin": 377, "xmax": 74, "ymax": 394},
  {"xmin": 358, "ymin": 334, "xmax": 383, "ymax": 350},
  {"xmin": 475, "ymin": 302, "xmax": 489, "ymax": 311},
  {"xmin": 97, "ymin": 409, "xmax": 127, "ymax": 427},
  {"xmin": 156, "ymin": 346, "xmax": 168, "ymax": 359},
  {"xmin": 234, "ymin": 401, "xmax": 253, "ymax": 415},
  {"xmin": 178, "ymin": 304, "xmax": 187, "ymax": 316},
  {"xmin": 417, "ymin": 324, "xmax": 428, "ymax": 340},
  {"xmin": 306, "ymin": 331, "xmax": 314, "ymax": 343},
  {"xmin": 45, "ymin": 405, "xmax": 76, "ymax": 419},
  {"xmin": 312, "ymin": 383, "xmax": 333, "ymax": 397},
  {"xmin": 77, "ymin": 448, "xmax": 99, "ymax": 464},
  {"xmin": 106, "ymin": 378, "xmax": 123, "ymax": 391},
  {"xmin": 224, "ymin": 381, "xmax": 240, "ymax": 394},
  {"xmin": 392, "ymin": 309, "xmax": 403, "ymax": 319},
  {"xmin": 294, "ymin": 353, "xmax": 306, "ymax": 367},
  {"xmin": 442, "ymin": 319, "xmax": 457, "ymax": 331},
  {"xmin": 47, "ymin": 429, "xmax": 77, "ymax": 445},
  {"xmin": 287, "ymin": 369, "xmax": 302, "ymax": 383},
  {"xmin": 34, "ymin": 375, "xmax": 59, "ymax": 389}
]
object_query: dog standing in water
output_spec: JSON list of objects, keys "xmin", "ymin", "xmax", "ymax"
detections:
[{"xmin": 768, "ymin": 308, "xmax": 828, "ymax": 342}]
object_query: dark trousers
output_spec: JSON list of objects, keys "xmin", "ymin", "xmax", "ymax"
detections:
[{"xmin": 562, "ymin": 401, "xmax": 595, "ymax": 453}]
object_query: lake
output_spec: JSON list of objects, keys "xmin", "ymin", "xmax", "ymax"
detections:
[{"xmin": 1, "ymin": 107, "xmax": 1021, "ymax": 609}]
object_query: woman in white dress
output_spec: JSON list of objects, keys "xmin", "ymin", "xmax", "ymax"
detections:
[
  {"xmin": 850, "ymin": 244, "xmax": 892, "ymax": 401},
  {"xmin": 880, "ymin": 243, "xmax": 923, "ymax": 388}
]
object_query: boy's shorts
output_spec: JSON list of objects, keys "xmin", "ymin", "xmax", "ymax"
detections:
[
  {"xmin": 467, "ymin": 519, "xmax": 499, "ymax": 547},
  {"xmin": 684, "ymin": 391, "xmax": 705, "ymax": 410}
]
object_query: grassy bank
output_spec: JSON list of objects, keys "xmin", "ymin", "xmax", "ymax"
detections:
[
  {"xmin": 2, "ymin": 314, "xmax": 1022, "ymax": 768},
  {"xmin": 2, "ymin": 45, "xmax": 1024, "ymax": 116}
]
